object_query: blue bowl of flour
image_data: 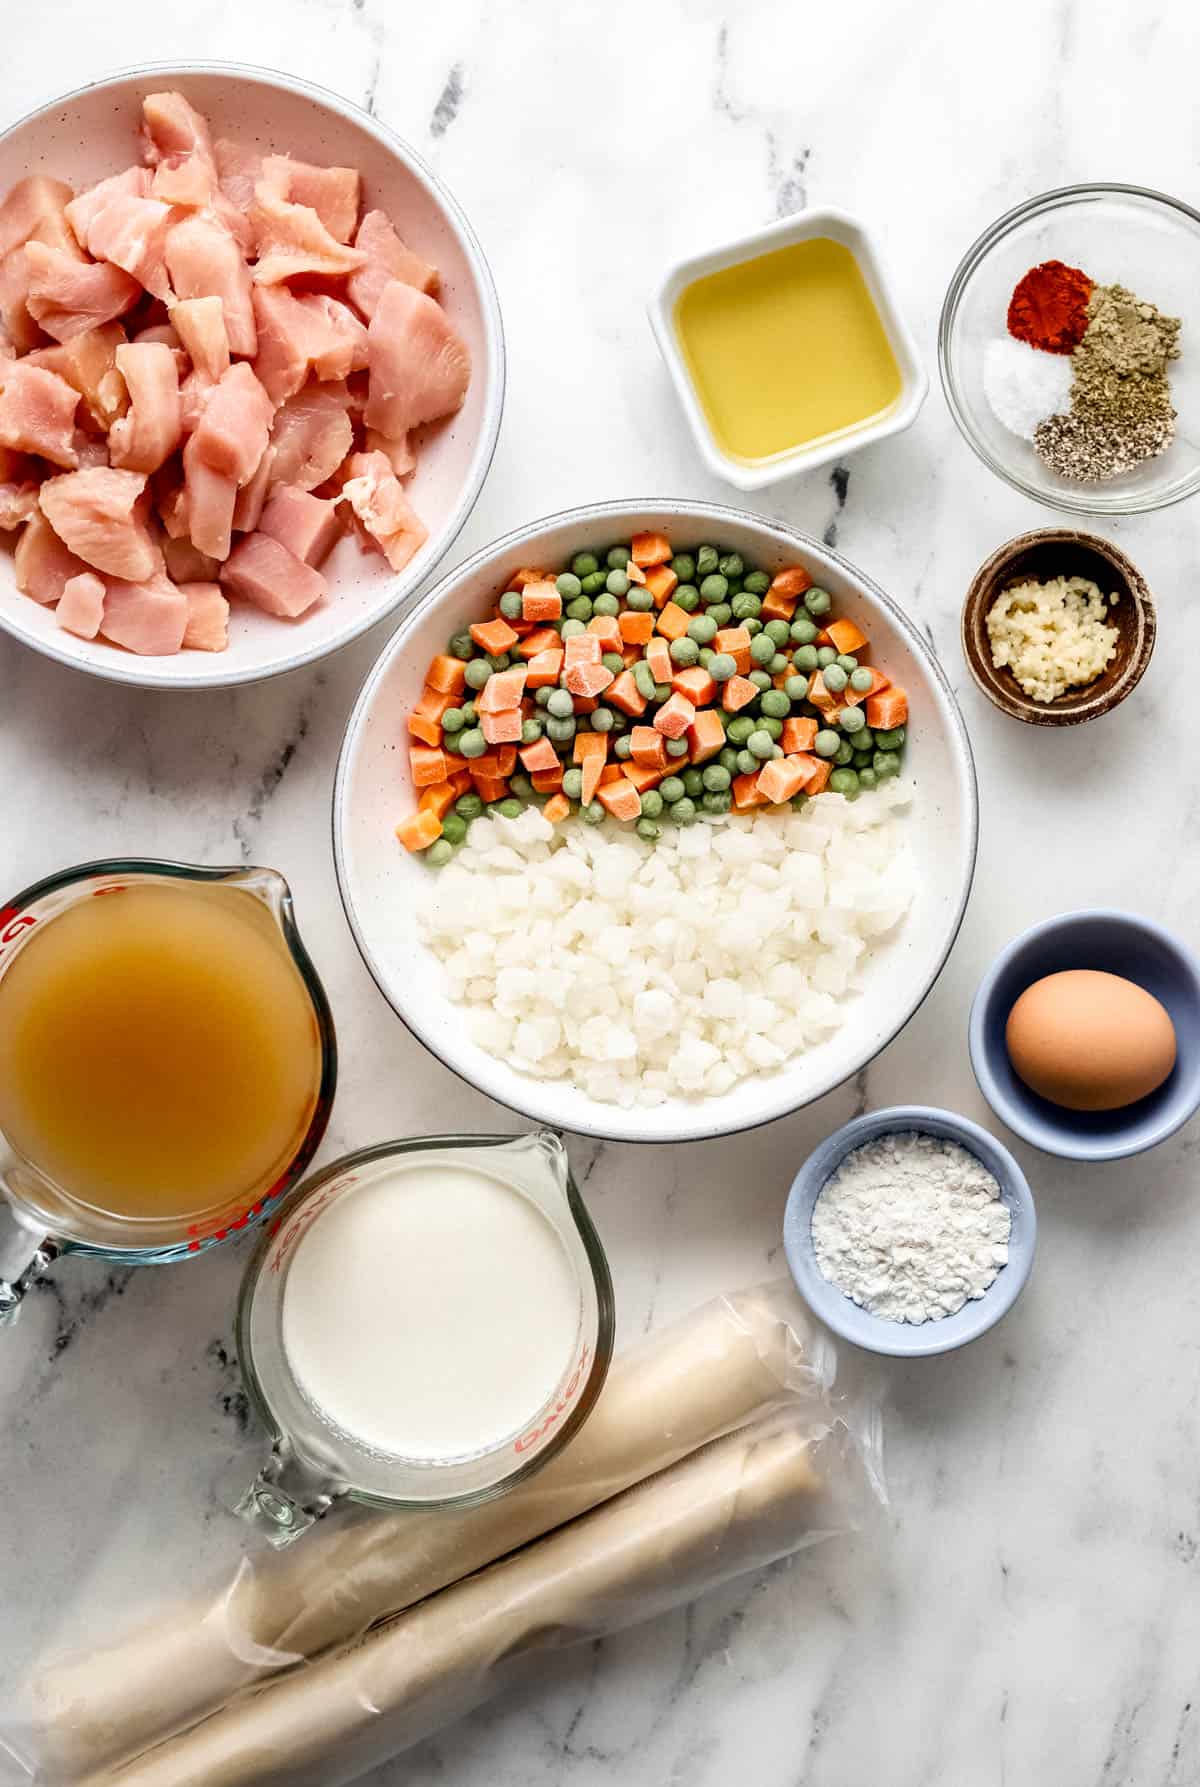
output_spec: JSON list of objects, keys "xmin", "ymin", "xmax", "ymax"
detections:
[{"xmin": 783, "ymin": 1105, "xmax": 1036, "ymax": 1359}]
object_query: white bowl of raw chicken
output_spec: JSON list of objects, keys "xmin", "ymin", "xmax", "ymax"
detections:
[
  {"xmin": 0, "ymin": 63, "xmax": 504, "ymax": 687},
  {"xmin": 334, "ymin": 500, "xmax": 980, "ymax": 1144}
]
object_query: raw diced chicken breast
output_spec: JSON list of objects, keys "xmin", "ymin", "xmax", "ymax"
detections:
[
  {"xmin": 251, "ymin": 189, "xmax": 367, "ymax": 285},
  {"xmin": 180, "ymin": 580, "xmax": 229, "ymax": 650},
  {"xmin": 26, "ymin": 322, "xmax": 128, "ymax": 430},
  {"xmin": 252, "ymin": 285, "xmax": 368, "ymax": 403},
  {"xmin": 0, "ymin": 250, "xmax": 44, "ymax": 353},
  {"xmin": 347, "ymin": 210, "xmax": 438, "ymax": 320},
  {"xmin": 231, "ymin": 444, "xmax": 274, "ymax": 533},
  {"xmin": 39, "ymin": 465, "xmax": 158, "ymax": 580},
  {"xmin": 0, "ymin": 359, "xmax": 79, "ymax": 465},
  {"xmin": 153, "ymin": 461, "xmax": 189, "ymax": 537},
  {"xmin": 170, "ymin": 295, "xmax": 229, "ymax": 381},
  {"xmin": 257, "ymin": 155, "xmax": 361, "ymax": 243},
  {"xmin": 100, "ymin": 571, "xmax": 188, "ymax": 654},
  {"xmin": 72, "ymin": 434, "xmax": 112, "ymax": 469},
  {"xmin": 24, "ymin": 242, "xmax": 140, "ymax": 342},
  {"xmin": 213, "ymin": 139, "xmax": 261, "ymax": 213},
  {"xmin": 338, "ymin": 449, "xmax": 428, "ymax": 571},
  {"xmin": 162, "ymin": 533, "xmax": 219, "ymax": 583},
  {"xmin": 268, "ymin": 382, "xmax": 353, "ymax": 491},
  {"xmin": 221, "ymin": 530, "xmax": 326, "ymax": 616},
  {"xmin": 140, "ymin": 92, "xmax": 214, "ymax": 168},
  {"xmin": 14, "ymin": 509, "xmax": 89, "ymax": 603},
  {"xmin": 108, "ymin": 341, "xmax": 182, "ymax": 473},
  {"xmin": 65, "ymin": 168, "xmax": 152, "ymax": 251},
  {"xmin": 86, "ymin": 195, "xmax": 175, "ymax": 303},
  {"xmin": 178, "ymin": 368, "xmax": 213, "ymax": 433},
  {"xmin": 0, "ymin": 177, "xmax": 77, "ymax": 259},
  {"xmin": 364, "ymin": 426, "xmax": 414, "ymax": 477},
  {"xmin": 365, "ymin": 281, "xmax": 469, "ymax": 438},
  {"xmin": 151, "ymin": 155, "xmax": 210, "ymax": 208},
  {"xmin": 302, "ymin": 295, "xmax": 369, "ymax": 380},
  {"xmin": 257, "ymin": 484, "xmax": 341, "ymax": 567},
  {"xmin": 0, "ymin": 478, "xmax": 39, "ymax": 529},
  {"xmin": 54, "ymin": 570, "xmax": 106, "ymax": 637},
  {"xmin": 189, "ymin": 361, "xmax": 273, "ymax": 484},
  {"xmin": 182, "ymin": 434, "xmax": 237, "ymax": 560},
  {"xmin": 165, "ymin": 214, "xmax": 256, "ymax": 357}
]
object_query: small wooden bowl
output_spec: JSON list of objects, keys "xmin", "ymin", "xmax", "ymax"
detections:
[{"xmin": 961, "ymin": 529, "xmax": 1156, "ymax": 726}]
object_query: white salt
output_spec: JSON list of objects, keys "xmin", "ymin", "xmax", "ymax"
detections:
[{"xmin": 983, "ymin": 335, "xmax": 1073, "ymax": 442}]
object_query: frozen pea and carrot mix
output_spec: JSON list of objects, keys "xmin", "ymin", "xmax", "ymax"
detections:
[{"xmin": 396, "ymin": 532, "xmax": 909, "ymax": 865}]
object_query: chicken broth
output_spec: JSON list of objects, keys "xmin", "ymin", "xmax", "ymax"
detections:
[{"xmin": 0, "ymin": 880, "xmax": 322, "ymax": 1223}]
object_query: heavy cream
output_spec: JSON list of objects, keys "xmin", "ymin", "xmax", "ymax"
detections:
[{"xmin": 280, "ymin": 1160, "xmax": 581, "ymax": 1461}]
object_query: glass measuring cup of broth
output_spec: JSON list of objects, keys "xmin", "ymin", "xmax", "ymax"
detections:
[
  {"xmin": 0, "ymin": 859, "xmax": 336, "ymax": 1321},
  {"xmin": 235, "ymin": 1132, "xmax": 615, "ymax": 1543}
]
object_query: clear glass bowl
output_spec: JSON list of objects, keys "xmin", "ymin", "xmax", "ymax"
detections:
[{"xmin": 939, "ymin": 184, "xmax": 1200, "ymax": 515}]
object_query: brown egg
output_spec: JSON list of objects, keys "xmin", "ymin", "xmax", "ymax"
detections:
[{"xmin": 1005, "ymin": 970, "xmax": 1177, "ymax": 1112}]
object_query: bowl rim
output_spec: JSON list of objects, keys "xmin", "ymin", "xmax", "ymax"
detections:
[
  {"xmin": 0, "ymin": 59, "xmax": 506, "ymax": 690},
  {"xmin": 968, "ymin": 906, "xmax": 1200, "ymax": 1160},
  {"xmin": 959, "ymin": 526, "xmax": 1157, "ymax": 726},
  {"xmin": 331, "ymin": 496, "xmax": 981, "ymax": 1145},
  {"xmin": 782, "ymin": 1103, "xmax": 1037, "ymax": 1358},
  {"xmin": 938, "ymin": 180, "xmax": 1200, "ymax": 518}
]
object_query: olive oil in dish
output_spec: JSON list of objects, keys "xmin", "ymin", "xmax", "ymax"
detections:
[
  {"xmin": 674, "ymin": 237, "xmax": 903, "ymax": 461},
  {"xmin": 0, "ymin": 880, "xmax": 323, "ymax": 1223}
]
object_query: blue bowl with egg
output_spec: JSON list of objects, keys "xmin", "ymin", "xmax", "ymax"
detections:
[
  {"xmin": 783, "ymin": 1106, "xmax": 1036, "ymax": 1359},
  {"xmin": 969, "ymin": 909, "xmax": 1200, "ymax": 1161}
]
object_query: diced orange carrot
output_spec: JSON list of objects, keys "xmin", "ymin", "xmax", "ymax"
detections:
[
  {"xmin": 575, "ymin": 696, "xmax": 599, "ymax": 713},
  {"xmin": 531, "ymin": 766, "xmax": 564, "ymax": 793},
  {"xmin": 448, "ymin": 768, "xmax": 473, "ymax": 796},
  {"xmin": 587, "ymin": 613, "xmax": 622, "ymax": 650},
  {"xmin": 631, "ymin": 725, "xmax": 668, "ymax": 768},
  {"xmin": 654, "ymin": 602, "xmax": 689, "ymax": 643},
  {"xmin": 721, "ymin": 675, "xmax": 758, "ymax": 713},
  {"xmin": 409, "ymin": 744, "xmax": 447, "ymax": 786},
  {"xmin": 761, "ymin": 589, "xmax": 797, "ymax": 623},
  {"xmin": 815, "ymin": 628, "xmax": 832, "ymax": 646},
  {"xmin": 645, "ymin": 637, "xmax": 673, "ymax": 684},
  {"xmin": 425, "ymin": 654, "xmax": 468, "ymax": 695},
  {"xmin": 471, "ymin": 775, "xmax": 509, "ymax": 802},
  {"xmin": 477, "ymin": 666, "xmax": 528, "ymax": 712},
  {"xmin": 597, "ymin": 778, "xmax": 643, "ymax": 822},
  {"xmin": 580, "ymin": 752, "xmax": 606, "ymax": 806},
  {"xmin": 469, "ymin": 616, "xmax": 519, "ymax": 655},
  {"xmin": 715, "ymin": 627, "xmax": 752, "ymax": 674},
  {"xmin": 618, "ymin": 609, "xmax": 654, "ymax": 645},
  {"xmin": 807, "ymin": 758, "xmax": 832, "ymax": 794},
  {"xmin": 773, "ymin": 566, "xmax": 813, "ymax": 598},
  {"xmin": 625, "ymin": 559, "xmax": 647, "ymax": 585},
  {"xmin": 412, "ymin": 684, "xmax": 455, "ymax": 722},
  {"xmin": 563, "ymin": 632, "xmax": 602, "ymax": 667},
  {"xmin": 474, "ymin": 745, "xmax": 517, "ymax": 778},
  {"xmin": 396, "ymin": 810, "xmax": 443, "ymax": 851},
  {"xmin": 543, "ymin": 793, "xmax": 571, "ymax": 823},
  {"xmin": 756, "ymin": 757, "xmax": 806, "ymax": 803},
  {"xmin": 517, "ymin": 627, "xmax": 561, "ymax": 660},
  {"xmin": 407, "ymin": 710, "xmax": 443, "ymax": 747},
  {"xmin": 521, "ymin": 581, "xmax": 562, "ymax": 622},
  {"xmin": 781, "ymin": 716, "xmax": 818, "ymax": 754},
  {"xmin": 621, "ymin": 762, "xmax": 665, "ymax": 793},
  {"xmin": 653, "ymin": 691, "xmax": 695, "ymax": 739},
  {"xmin": 827, "ymin": 617, "xmax": 867, "ymax": 655},
  {"xmin": 520, "ymin": 736, "xmax": 560, "ymax": 773},
  {"xmin": 844, "ymin": 667, "xmax": 889, "ymax": 707},
  {"xmin": 526, "ymin": 648, "xmax": 564, "ymax": 688},
  {"xmin": 607, "ymin": 670, "xmax": 648, "ymax": 716},
  {"xmin": 565, "ymin": 662, "xmax": 615, "ymax": 698},
  {"xmin": 631, "ymin": 530, "xmax": 671, "ymax": 567},
  {"xmin": 573, "ymin": 731, "xmax": 609, "ymax": 763},
  {"xmin": 790, "ymin": 753, "xmax": 829, "ymax": 794},
  {"xmin": 732, "ymin": 772, "xmax": 770, "ymax": 811},
  {"xmin": 807, "ymin": 671, "xmax": 838, "ymax": 715},
  {"xmin": 419, "ymin": 781, "xmax": 458, "ymax": 819},
  {"xmin": 672, "ymin": 665, "xmax": 717, "ymax": 705},
  {"xmin": 442, "ymin": 752, "xmax": 469, "ymax": 780},
  {"xmin": 687, "ymin": 708, "xmax": 726, "ymax": 764},
  {"xmin": 645, "ymin": 563, "xmax": 678, "ymax": 608},
  {"xmin": 481, "ymin": 709, "xmax": 522, "ymax": 744},
  {"xmin": 508, "ymin": 618, "xmax": 536, "ymax": 636},
  {"xmin": 508, "ymin": 566, "xmax": 551, "ymax": 588},
  {"xmin": 866, "ymin": 687, "xmax": 908, "ymax": 729},
  {"xmin": 598, "ymin": 763, "xmax": 624, "ymax": 786}
]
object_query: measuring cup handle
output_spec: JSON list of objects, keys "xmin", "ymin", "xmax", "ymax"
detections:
[
  {"xmin": 0, "ymin": 1176, "xmax": 61, "ymax": 1327},
  {"xmin": 236, "ymin": 1441, "xmax": 344, "ymax": 1547}
]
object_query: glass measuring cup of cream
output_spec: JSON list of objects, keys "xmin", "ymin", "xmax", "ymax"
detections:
[
  {"xmin": 0, "ymin": 859, "xmax": 336, "ymax": 1322},
  {"xmin": 235, "ymin": 1132, "xmax": 615, "ymax": 1542}
]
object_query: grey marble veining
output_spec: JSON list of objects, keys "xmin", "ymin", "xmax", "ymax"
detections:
[{"xmin": 3, "ymin": 2, "xmax": 1200, "ymax": 1783}]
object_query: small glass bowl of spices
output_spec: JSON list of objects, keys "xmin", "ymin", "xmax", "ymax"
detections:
[{"xmin": 940, "ymin": 184, "xmax": 1200, "ymax": 515}]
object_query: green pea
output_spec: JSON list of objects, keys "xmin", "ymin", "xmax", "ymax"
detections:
[
  {"xmin": 785, "ymin": 674, "xmax": 810, "ymax": 702},
  {"xmin": 591, "ymin": 705, "xmax": 615, "ymax": 732},
  {"xmin": 707, "ymin": 603, "xmax": 733, "ymax": 627},
  {"xmin": 817, "ymin": 646, "xmax": 837, "ymax": 669},
  {"xmin": 874, "ymin": 750, "xmax": 901, "ymax": 779},
  {"xmin": 688, "ymin": 614, "xmax": 718, "ymax": 645},
  {"xmin": 556, "ymin": 571, "xmax": 582, "ymax": 600},
  {"xmin": 521, "ymin": 717, "xmax": 543, "ymax": 744},
  {"xmin": 717, "ymin": 552, "xmax": 742, "ymax": 579},
  {"xmin": 760, "ymin": 715, "xmax": 783, "ymax": 740},
  {"xmin": 823, "ymin": 664, "xmax": 849, "ymax": 693},
  {"xmin": 547, "ymin": 716, "xmax": 576, "ymax": 743},
  {"xmin": 766, "ymin": 653, "xmax": 785, "ymax": 673},
  {"xmin": 439, "ymin": 814, "xmax": 467, "ymax": 845},
  {"xmin": 601, "ymin": 652, "xmax": 625, "ymax": 676},
  {"xmin": 837, "ymin": 654, "xmax": 858, "ymax": 674},
  {"xmin": 562, "ymin": 768, "xmax": 584, "ymax": 799},
  {"xmin": 594, "ymin": 591, "xmax": 621, "ymax": 617},
  {"xmin": 744, "ymin": 617, "xmax": 763, "ymax": 637},
  {"xmin": 696, "ymin": 545, "xmax": 719, "ymax": 577},
  {"xmin": 490, "ymin": 653, "xmax": 514, "ymax": 673},
  {"xmin": 834, "ymin": 739, "xmax": 855, "ymax": 766},
  {"xmin": 804, "ymin": 587, "xmax": 832, "ymax": 616},
  {"xmin": 509, "ymin": 773, "xmax": 534, "ymax": 800},
  {"xmin": 829, "ymin": 768, "xmax": 860, "ymax": 798},
  {"xmin": 459, "ymin": 727, "xmax": 486, "ymax": 758},
  {"xmin": 566, "ymin": 597, "xmax": 593, "ymax": 622},
  {"xmin": 633, "ymin": 662, "xmax": 657, "ymax": 700},
  {"xmin": 814, "ymin": 729, "xmax": 840, "ymax": 759},
  {"xmin": 534, "ymin": 687, "xmax": 552, "ymax": 709},
  {"xmin": 764, "ymin": 619, "xmax": 791, "ymax": 648},
  {"xmin": 660, "ymin": 775, "xmax": 686, "ymax": 803},
  {"xmin": 736, "ymin": 748, "xmax": 758, "ymax": 775},
  {"xmin": 499, "ymin": 590, "xmax": 522, "ymax": 620},
  {"xmin": 698, "ymin": 648, "xmax": 715, "ymax": 668},
  {"xmin": 750, "ymin": 632, "xmax": 775, "ymax": 667},
  {"xmin": 731, "ymin": 592, "xmax": 761, "ymax": 621},
  {"xmin": 636, "ymin": 817, "xmax": 661, "ymax": 841},
  {"xmin": 702, "ymin": 763, "xmax": 731, "ymax": 791},
  {"xmin": 671, "ymin": 554, "xmax": 696, "ymax": 583},
  {"xmin": 760, "ymin": 689, "xmax": 790, "ymax": 719},
  {"xmin": 464, "ymin": 658, "xmax": 491, "ymax": 690},
  {"xmin": 858, "ymin": 767, "xmax": 878, "ymax": 790},
  {"xmin": 853, "ymin": 747, "xmax": 874, "ymax": 768},
  {"xmin": 673, "ymin": 584, "xmax": 700, "ymax": 613},
  {"xmin": 607, "ymin": 545, "xmax": 631, "ymax": 569},
  {"xmin": 547, "ymin": 689, "xmax": 574, "ymax": 718},
  {"xmin": 726, "ymin": 717, "xmax": 754, "ymax": 745},
  {"xmin": 665, "ymin": 737, "xmax": 689, "ymax": 757},
  {"xmin": 581, "ymin": 572, "xmax": 607, "ymax": 596},
  {"xmin": 849, "ymin": 666, "xmax": 874, "ymax": 693},
  {"xmin": 669, "ymin": 796, "xmax": 697, "ymax": 824},
  {"xmin": 609, "ymin": 712, "xmax": 627, "ymax": 733},
  {"xmin": 748, "ymin": 669, "xmax": 772, "ymax": 691},
  {"xmin": 581, "ymin": 800, "xmax": 605, "ymax": 825},
  {"xmin": 793, "ymin": 645, "xmax": 819, "ymax": 672},
  {"xmin": 641, "ymin": 789, "xmax": 664, "ymax": 818},
  {"xmin": 461, "ymin": 701, "xmax": 479, "ymax": 725},
  {"xmin": 571, "ymin": 552, "xmax": 599, "ymax": 577},
  {"xmin": 700, "ymin": 573, "xmax": 728, "ymax": 604},
  {"xmin": 605, "ymin": 570, "xmax": 629, "ymax": 598},
  {"xmin": 559, "ymin": 618, "xmax": 586, "ymax": 639},
  {"xmin": 670, "ymin": 636, "xmax": 700, "ymax": 666},
  {"xmin": 441, "ymin": 707, "xmax": 466, "ymax": 734},
  {"xmin": 449, "ymin": 629, "xmax": 475, "ymax": 660},
  {"xmin": 716, "ymin": 747, "xmax": 738, "ymax": 775},
  {"xmin": 426, "ymin": 839, "xmax": 454, "ymax": 867},
  {"xmin": 709, "ymin": 653, "xmax": 737, "ymax": 683},
  {"xmin": 790, "ymin": 616, "xmax": 818, "ymax": 645},
  {"xmin": 703, "ymin": 789, "xmax": 733, "ymax": 814},
  {"xmin": 653, "ymin": 681, "xmax": 671, "ymax": 703},
  {"xmin": 840, "ymin": 705, "xmax": 866, "ymax": 734},
  {"xmin": 790, "ymin": 793, "xmax": 809, "ymax": 812},
  {"xmin": 743, "ymin": 570, "xmax": 770, "ymax": 596},
  {"xmin": 854, "ymin": 725, "xmax": 874, "ymax": 750},
  {"xmin": 682, "ymin": 768, "xmax": 704, "ymax": 797},
  {"xmin": 747, "ymin": 729, "xmax": 774, "ymax": 760},
  {"xmin": 626, "ymin": 585, "xmax": 654, "ymax": 613},
  {"xmin": 615, "ymin": 735, "xmax": 633, "ymax": 760},
  {"xmin": 874, "ymin": 726, "xmax": 906, "ymax": 749},
  {"xmin": 454, "ymin": 793, "xmax": 483, "ymax": 820},
  {"xmin": 497, "ymin": 798, "xmax": 523, "ymax": 818}
]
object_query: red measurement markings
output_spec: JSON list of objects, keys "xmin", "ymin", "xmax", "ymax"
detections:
[{"xmin": 513, "ymin": 1344, "xmax": 592, "ymax": 1454}]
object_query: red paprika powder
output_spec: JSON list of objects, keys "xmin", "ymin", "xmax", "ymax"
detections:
[{"xmin": 1007, "ymin": 259, "xmax": 1093, "ymax": 354}]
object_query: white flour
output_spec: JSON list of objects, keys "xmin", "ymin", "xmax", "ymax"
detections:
[{"xmin": 811, "ymin": 1130, "xmax": 1011, "ymax": 1324}]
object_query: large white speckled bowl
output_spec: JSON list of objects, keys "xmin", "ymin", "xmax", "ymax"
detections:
[
  {"xmin": 334, "ymin": 500, "xmax": 979, "ymax": 1144},
  {"xmin": 0, "ymin": 62, "xmax": 504, "ymax": 688}
]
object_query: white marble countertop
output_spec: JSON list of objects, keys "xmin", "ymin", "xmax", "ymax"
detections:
[{"xmin": 3, "ymin": 3, "xmax": 1200, "ymax": 1783}]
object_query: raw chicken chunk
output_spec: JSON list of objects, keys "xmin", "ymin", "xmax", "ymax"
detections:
[
  {"xmin": 251, "ymin": 188, "xmax": 367, "ymax": 285},
  {"xmin": 0, "ymin": 250, "xmax": 43, "ymax": 353},
  {"xmin": 153, "ymin": 460, "xmax": 189, "ymax": 537},
  {"xmin": 38, "ymin": 465, "xmax": 158, "ymax": 580},
  {"xmin": 213, "ymin": 139, "xmax": 261, "ymax": 213},
  {"xmin": 257, "ymin": 155, "xmax": 361, "ymax": 243},
  {"xmin": 54, "ymin": 570, "xmax": 106, "ymax": 637},
  {"xmin": 0, "ymin": 177, "xmax": 77, "ymax": 260},
  {"xmin": 347, "ymin": 209, "xmax": 438, "ymax": 319},
  {"xmin": 338, "ymin": 449, "xmax": 428, "ymax": 571},
  {"xmin": 26, "ymin": 322, "xmax": 128, "ymax": 430},
  {"xmin": 165, "ymin": 214, "xmax": 256, "ymax": 356},
  {"xmin": 100, "ymin": 571, "xmax": 188, "ymax": 654},
  {"xmin": 14, "ymin": 510, "xmax": 89, "ymax": 603},
  {"xmin": 365, "ymin": 280, "xmax": 469, "ymax": 438},
  {"xmin": 253, "ymin": 285, "xmax": 367, "ymax": 403},
  {"xmin": 268, "ymin": 382, "xmax": 353, "ymax": 491},
  {"xmin": 231, "ymin": 444, "xmax": 274, "ymax": 533},
  {"xmin": 189, "ymin": 361, "xmax": 273, "ymax": 485},
  {"xmin": 24, "ymin": 242, "xmax": 140, "ymax": 342},
  {"xmin": 180, "ymin": 580, "xmax": 229, "ymax": 650},
  {"xmin": 0, "ymin": 456, "xmax": 40, "ymax": 528},
  {"xmin": 221, "ymin": 530, "xmax": 326, "ymax": 617},
  {"xmin": 65, "ymin": 168, "xmax": 152, "ymax": 251},
  {"xmin": 162, "ymin": 534, "xmax": 219, "ymax": 583},
  {"xmin": 170, "ymin": 295, "xmax": 229, "ymax": 381},
  {"xmin": 257, "ymin": 484, "xmax": 341, "ymax": 566},
  {"xmin": 108, "ymin": 341, "xmax": 182, "ymax": 473},
  {"xmin": 150, "ymin": 155, "xmax": 210, "ymax": 208},
  {"xmin": 182, "ymin": 434, "xmax": 237, "ymax": 560},
  {"xmin": 140, "ymin": 92, "xmax": 214, "ymax": 168},
  {"xmin": 0, "ymin": 360, "xmax": 80, "ymax": 466},
  {"xmin": 86, "ymin": 195, "xmax": 175, "ymax": 303},
  {"xmin": 364, "ymin": 426, "xmax": 415, "ymax": 477}
]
